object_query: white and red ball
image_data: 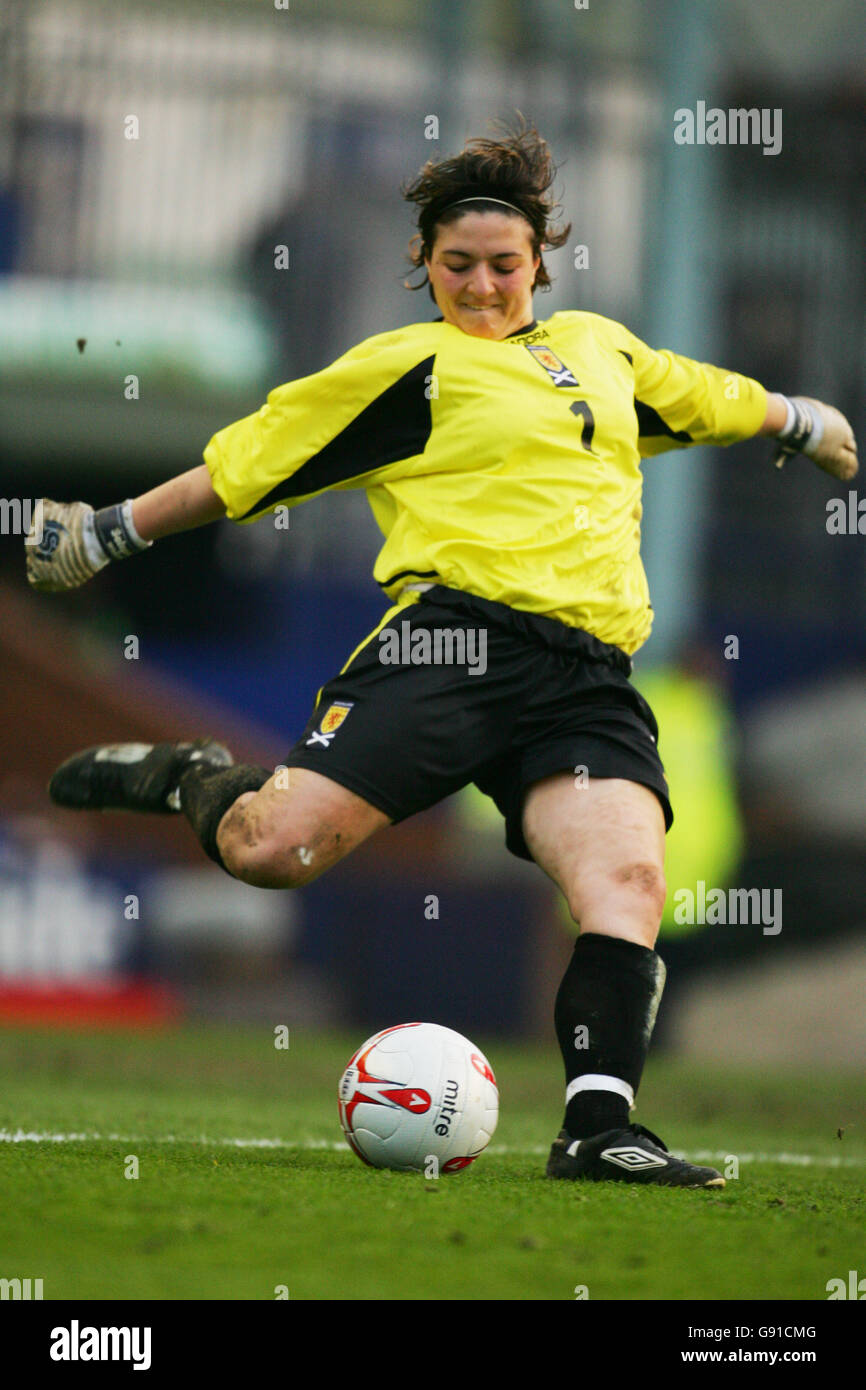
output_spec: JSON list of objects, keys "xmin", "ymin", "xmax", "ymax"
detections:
[{"xmin": 338, "ymin": 1022, "xmax": 498, "ymax": 1173}]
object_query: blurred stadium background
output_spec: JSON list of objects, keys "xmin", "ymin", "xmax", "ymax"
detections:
[{"xmin": 0, "ymin": 0, "xmax": 864, "ymax": 1061}]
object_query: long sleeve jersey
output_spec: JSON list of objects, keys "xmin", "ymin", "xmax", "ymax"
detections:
[{"xmin": 203, "ymin": 310, "xmax": 767, "ymax": 654}]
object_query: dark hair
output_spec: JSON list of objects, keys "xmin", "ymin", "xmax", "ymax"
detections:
[{"xmin": 402, "ymin": 116, "xmax": 571, "ymax": 299}]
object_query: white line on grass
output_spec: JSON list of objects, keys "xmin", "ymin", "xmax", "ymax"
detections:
[{"xmin": 0, "ymin": 1130, "xmax": 863, "ymax": 1167}]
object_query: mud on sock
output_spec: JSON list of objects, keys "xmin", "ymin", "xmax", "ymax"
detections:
[{"xmin": 178, "ymin": 763, "xmax": 271, "ymax": 873}]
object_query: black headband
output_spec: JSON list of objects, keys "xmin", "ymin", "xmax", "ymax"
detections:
[{"xmin": 437, "ymin": 195, "xmax": 529, "ymax": 220}]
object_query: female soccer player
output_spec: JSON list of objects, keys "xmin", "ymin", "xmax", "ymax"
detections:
[{"xmin": 28, "ymin": 123, "xmax": 857, "ymax": 1187}]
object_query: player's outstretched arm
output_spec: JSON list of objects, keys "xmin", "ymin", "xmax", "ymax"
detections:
[
  {"xmin": 758, "ymin": 391, "xmax": 858, "ymax": 481},
  {"xmin": 26, "ymin": 465, "xmax": 226, "ymax": 593}
]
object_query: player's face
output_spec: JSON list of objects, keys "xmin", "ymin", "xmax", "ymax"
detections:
[{"xmin": 425, "ymin": 212, "xmax": 541, "ymax": 340}]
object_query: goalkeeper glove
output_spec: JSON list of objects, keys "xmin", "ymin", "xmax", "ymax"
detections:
[
  {"xmin": 26, "ymin": 498, "xmax": 152, "ymax": 593},
  {"xmin": 772, "ymin": 395, "xmax": 858, "ymax": 480}
]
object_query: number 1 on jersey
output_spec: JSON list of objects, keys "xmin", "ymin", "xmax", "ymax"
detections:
[{"xmin": 570, "ymin": 399, "xmax": 596, "ymax": 455}]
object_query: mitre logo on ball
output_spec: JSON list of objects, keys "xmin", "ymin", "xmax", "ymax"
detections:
[{"xmin": 338, "ymin": 1022, "xmax": 498, "ymax": 1173}]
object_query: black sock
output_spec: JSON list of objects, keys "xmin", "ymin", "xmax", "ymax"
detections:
[
  {"xmin": 178, "ymin": 763, "xmax": 271, "ymax": 873},
  {"xmin": 554, "ymin": 932, "xmax": 666, "ymax": 1139}
]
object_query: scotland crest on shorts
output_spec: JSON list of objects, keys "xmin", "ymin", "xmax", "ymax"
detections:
[
  {"xmin": 306, "ymin": 701, "xmax": 354, "ymax": 748},
  {"xmin": 525, "ymin": 344, "xmax": 579, "ymax": 388}
]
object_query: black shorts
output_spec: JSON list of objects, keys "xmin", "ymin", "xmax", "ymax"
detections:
[{"xmin": 284, "ymin": 585, "xmax": 672, "ymax": 862}]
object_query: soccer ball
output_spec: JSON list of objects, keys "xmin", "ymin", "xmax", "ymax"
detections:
[{"xmin": 338, "ymin": 1022, "xmax": 498, "ymax": 1173}]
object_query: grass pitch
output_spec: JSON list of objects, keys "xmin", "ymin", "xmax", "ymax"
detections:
[{"xmin": 0, "ymin": 1026, "xmax": 862, "ymax": 1301}]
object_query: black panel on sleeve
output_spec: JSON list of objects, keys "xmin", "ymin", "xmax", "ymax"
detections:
[
  {"xmin": 634, "ymin": 398, "xmax": 693, "ymax": 444},
  {"xmin": 240, "ymin": 355, "xmax": 437, "ymax": 519}
]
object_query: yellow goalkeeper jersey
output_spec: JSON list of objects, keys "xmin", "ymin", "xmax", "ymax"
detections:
[{"xmin": 204, "ymin": 311, "xmax": 766, "ymax": 654}]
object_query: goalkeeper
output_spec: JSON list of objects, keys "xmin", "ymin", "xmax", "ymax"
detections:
[{"xmin": 27, "ymin": 122, "xmax": 857, "ymax": 1190}]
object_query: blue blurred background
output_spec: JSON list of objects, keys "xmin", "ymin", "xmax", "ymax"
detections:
[{"xmin": 0, "ymin": 0, "xmax": 864, "ymax": 1061}]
